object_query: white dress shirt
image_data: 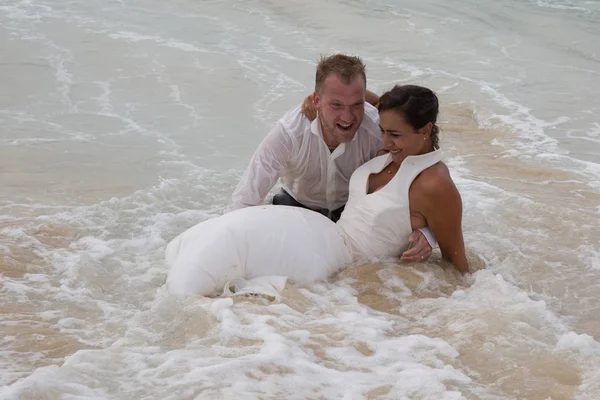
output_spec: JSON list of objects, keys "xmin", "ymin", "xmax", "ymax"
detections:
[{"xmin": 227, "ymin": 102, "xmax": 382, "ymax": 212}]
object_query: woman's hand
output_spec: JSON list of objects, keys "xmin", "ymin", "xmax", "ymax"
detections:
[
  {"xmin": 400, "ymin": 230, "xmax": 433, "ymax": 262},
  {"xmin": 301, "ymin": 93, "xmax": 317, "ymax": 122}
]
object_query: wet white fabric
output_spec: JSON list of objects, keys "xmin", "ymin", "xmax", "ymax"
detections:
[
  {"xmin": 222, "ymin": 275, "xmax": 288, "ymax": 302},
  {"xmin": 165, "ymin": 206, "xmax": 353, "ymax": 296},
  {"xmin": 166, "ymin": 150, "xmax": 443, "ymax": 296},
  {"xmin": 337, "ymin": 150, "xmax": 444, "ymax": 259},
  {"xmin": 227, "ymin": 103, "xmax": 382, "ymax": 212}
]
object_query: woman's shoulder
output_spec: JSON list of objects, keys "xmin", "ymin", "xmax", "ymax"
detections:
[{"xmin": 412, "ymin": 161, "xmax": 457, "ymax": 196}]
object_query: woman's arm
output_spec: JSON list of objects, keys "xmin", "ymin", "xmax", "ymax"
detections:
[
  {"xmin": 365, "ymin": 90, "xmax": 380, "ymax": 108},
  {"xmin": 416, "ymin": 172, "xmax": 469, "ymax": 273}
]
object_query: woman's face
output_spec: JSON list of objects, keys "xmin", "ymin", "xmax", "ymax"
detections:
[{"xmin": 379, "ymin": 109, "xmax": 431, "ymax": 164}]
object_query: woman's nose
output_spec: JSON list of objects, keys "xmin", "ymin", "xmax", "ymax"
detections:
[{"xmin": 381, "ymin": 131, "xmax": 392, "ymax": 148}]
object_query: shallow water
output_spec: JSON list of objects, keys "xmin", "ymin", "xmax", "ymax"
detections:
[{"xmin": 1, "ymin": 0, "xmax": 599, "ymax": 398}]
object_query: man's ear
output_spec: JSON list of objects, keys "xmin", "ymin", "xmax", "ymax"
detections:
[{"xmin": 312, "ymin": 90, "xmax": 321, "ymax": 110}]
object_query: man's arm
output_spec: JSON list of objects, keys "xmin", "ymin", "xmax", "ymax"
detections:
[{"xmin": 227, "ymin": 123, "xmax": 294, "ymax": 211}]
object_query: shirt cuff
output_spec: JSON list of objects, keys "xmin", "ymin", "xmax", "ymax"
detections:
[{"xmin": 418, "ymin": 227, "xmax": 438, "ymax": 249}]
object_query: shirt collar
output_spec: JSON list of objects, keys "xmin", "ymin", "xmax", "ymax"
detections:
[{"xmin": 310, "ymin": 115, "xmax": 322, "ymax": 138}]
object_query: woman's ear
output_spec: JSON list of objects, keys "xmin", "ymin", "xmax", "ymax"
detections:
[{"xmin": 420, "ymin": 122, "xmax": 433, "ymax": 139}]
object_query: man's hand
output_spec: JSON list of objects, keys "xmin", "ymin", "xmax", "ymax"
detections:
[
  {"xmin": 301, "ymin": 93, "xmax": 317, "ymax": 122},
  {"xmin": 400, "ymin": 230, "xmax": 433, "ymax": 262}
]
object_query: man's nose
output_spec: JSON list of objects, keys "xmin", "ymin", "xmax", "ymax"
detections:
[{"xmin": 340, "ymin": 106, "xmax": 353, "ymax": 122}]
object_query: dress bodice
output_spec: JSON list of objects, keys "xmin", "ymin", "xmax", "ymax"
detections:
[{"xmin": 336, "ymin": 150, "xmax": 443, "ymax": 260}]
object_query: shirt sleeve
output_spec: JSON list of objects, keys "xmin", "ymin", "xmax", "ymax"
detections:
[{"xmin": 227, "ymin": 122, "xmax": 294, "ymax": 211}]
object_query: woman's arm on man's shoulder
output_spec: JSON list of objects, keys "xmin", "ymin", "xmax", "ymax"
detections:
[{"xmin": 365, "ymin": 90, "xmax": 380, "ymax": 108}]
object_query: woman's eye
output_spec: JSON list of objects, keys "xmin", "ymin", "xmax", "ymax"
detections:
[{"xmin": 381, "ymin": 129, "xmax": 401, "ymax": 137}]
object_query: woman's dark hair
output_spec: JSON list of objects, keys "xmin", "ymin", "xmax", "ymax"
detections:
[{"xmin": 377, "ymin": 85, "xmax": 440, "ymax": 149}]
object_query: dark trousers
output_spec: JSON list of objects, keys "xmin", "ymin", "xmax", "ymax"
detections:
[{"xmin": 272, "ymin": 189, "xmax": 345, "ymax": 222}]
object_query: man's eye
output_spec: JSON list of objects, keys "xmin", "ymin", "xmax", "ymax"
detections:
[{"xmin": 332, "ymin": 103, "xmax": 342, "ymax": 108}]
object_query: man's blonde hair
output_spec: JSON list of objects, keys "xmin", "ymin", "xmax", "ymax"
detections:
[{"xmin": 315, "ymin": 54, "xmax": 366, "ymax": 94}]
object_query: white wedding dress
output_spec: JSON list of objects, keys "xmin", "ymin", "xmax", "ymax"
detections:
[{"xmin": 165, "ymin": 150, "xmax": 442, "ymax": 296}]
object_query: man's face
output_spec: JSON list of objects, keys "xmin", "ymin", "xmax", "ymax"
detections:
[{"xmin": 313, "ymin": 74, "xmax": 366, "ymax": 147}]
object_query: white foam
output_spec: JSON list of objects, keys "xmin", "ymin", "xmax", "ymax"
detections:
[
  {"xmin": 536, "ymin": 0, "xmax": 592, "ymax": 13},
  {"xmin": 475, "ymin": 84, "xmax": 568, "ymax": 151},
  {"xmin": 589, "ymin": 122, "xmax": 600, "ymax": 138},
  {"xmin": 473, "ymin": 100, "xmax": 600, "ymax": 186},
  {"xmin": 555, "ymin": 331, "xmax": 600, "ymax": 399},
  {"xmin": 91, "ymin": 80, "xmax": 114, "ymax": 115},
  {"xmin": 0, "ymin": 137, "xmax": 59, "ymax": 146},
  {"xmin": 107, "ymin": 31, "xmax": 214, "ymax": 54},
  {"xmin": 583, "ymin": 246, "xmax": 600, "ymax": 270},
  {"xmin": 438, "ymin": 82, "xmax": 460, "ymax": 92},
  {"xmin": 5, "ymin": 265, "xmax": 572, "ymax": 399},
  {"xmin": 1, "ymin": 285, "xmax": 469, "ymax": 399},
  {"xmin": 556, "ymin": 332, "xmax": 600, "ymax": 354}
]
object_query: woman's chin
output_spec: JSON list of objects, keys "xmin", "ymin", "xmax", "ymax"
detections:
[{"xmin": 390, "ymin": 152, "xmax": 406, "ymax": 164}]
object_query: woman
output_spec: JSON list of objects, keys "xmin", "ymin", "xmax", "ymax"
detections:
[
  {"xmin": 346, "ymin": 84, "xmax": 468, "ymax": 272},
  {"xmin": 165, "ymin": 85, "xmax": 468, "ymax": 296}
]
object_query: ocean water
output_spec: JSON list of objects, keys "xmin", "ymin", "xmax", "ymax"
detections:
[{"xmin": 1, "ymin": 0, "xmax": 599, "ymax": 398}]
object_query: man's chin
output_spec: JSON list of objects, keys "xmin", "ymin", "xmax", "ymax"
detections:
[{"xmin": 334, "ymin": 131, "xmax": 358, "ymax": 143}]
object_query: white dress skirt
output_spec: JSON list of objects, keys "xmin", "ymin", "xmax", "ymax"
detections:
[{"xmin": 165, "ymin": 205, "xmax": 353, "ymax": 296}]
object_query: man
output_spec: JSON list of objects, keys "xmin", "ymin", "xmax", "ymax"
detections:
[{"xmin": 227, "ymin": 54, "xmax": 434, "ymax": 261}]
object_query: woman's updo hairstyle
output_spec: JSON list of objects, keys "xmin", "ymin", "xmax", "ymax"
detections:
[{"xmin": 377, "ymin": 85, "xmax": 440, "ymax": 149}]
